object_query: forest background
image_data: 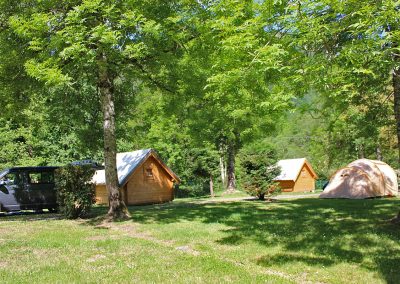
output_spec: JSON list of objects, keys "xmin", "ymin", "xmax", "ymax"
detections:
[{"xmin": 0, "ymin": 0, "xmax": 399, "ymax": 198}]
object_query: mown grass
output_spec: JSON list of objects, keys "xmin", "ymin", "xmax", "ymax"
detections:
[{"xmin": 1, "ymin": 197, "xmax": 399, "ymax": 283}]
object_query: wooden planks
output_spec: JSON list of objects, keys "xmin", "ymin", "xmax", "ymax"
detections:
[
  {"xmin": 293, "ymin": 164, "xmax": 315, "ymax": 192},
  {"xmin": 95, "ymin": 185, "xmax": 108, "ymax": 205},
  {"xmin": 126, "ymin": 156, "xmax": 174, "ymax": 205}
]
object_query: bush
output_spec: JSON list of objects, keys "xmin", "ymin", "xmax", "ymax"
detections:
[
  {"xmin": 174, "ymin": 179, "xmax": 210, "ymax": 198},
  {"xmin": 55, "ymin": 165, "xmax": 96, "ymax": 219},
  {"xmin": 239, "ymin": 148, "xmax": 281, "ymax": 200}
]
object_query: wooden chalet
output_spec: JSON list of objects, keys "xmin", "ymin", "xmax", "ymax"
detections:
[
  {"xmin": 93, "ymin": 149, "xmax": 180, "ymax": 205},
  {"xmin": 274, "ymin": 158, "xmax": 318, "ymax": 192}
]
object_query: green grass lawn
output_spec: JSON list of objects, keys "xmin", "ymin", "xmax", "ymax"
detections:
[{"xmin": 1, "ymin": 198, "xmax": 400, "ymax": 283}]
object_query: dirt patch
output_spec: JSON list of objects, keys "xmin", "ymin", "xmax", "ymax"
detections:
[
  {"xmin": 0, "ymin": 261, "xmax": 8, "ymax": 269},
  {"xmin": 94, "ymin": 222, "xmax": 174, "ymax": 246},
  {"xmin": 32, "ymin": 248, "xmax": 61, "ymax": 259},
  {"xmin": 115, "ymin": 224, "xmax": 174, "ymax": 246},
  {"xmin": 175, "ymin": 246, "xmax": 201, "ymax": 256},
  {"xmin": 87, "ymin": 254, "xmax": 106, "ymax": 263},
  {"xmin": 85, "ymin": 235, "xmax": 121, "ymax": 241},
  {"xmin": 91, "ymin": 222, "xmax": 202, "ymax": 257},
  {"xmin": 87, "ymin": 221, "xmax": 202, "ymax": 259},
  {"xmin": 263, "ymin": 269, "xmax": 292, "ymax": 279},
  {"xmin": 10, "ymin": 247, "xmax": 30, "ymax": 254},
  {"xmin": 275, "ymin": 194, "xmax": 320, "ymax": 200}
]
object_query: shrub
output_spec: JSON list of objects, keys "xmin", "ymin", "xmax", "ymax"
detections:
[
  {"xmin": 174, "ymin": 179, "xmax": 211, "ymax": 198},
  {"xmin": 239, "ymin": 148, "xmax": 281, "ymax": 200},
  {"xmin": 55, "ymin": 165, "xmax": 96, "ymax": 219}
]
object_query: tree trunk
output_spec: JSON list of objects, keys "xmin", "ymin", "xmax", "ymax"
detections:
[
  {"xmin": 376, "ymin": 145, "xmax": 383, "ymax": 161},
  {"xmin": 327, "ymin": 131, "xmax": 333, "ymax": 169},
  {"xmin": 225, "ymin": 139, "xmax": 236, "ymax": 193},
  {"xmin": 98, "ymin": 54, "xmax": 130, "ymax": 219},
  {"xmin": 219, "ymin": 155, "xmax": 226, "ymax": 188},
  {"xmin": 209, "ymin": 174, "xmax": 214, "ymax": 198},
  {"xmin": 358, "ymin": 143, "xmax": 365, "ymax": 159},
  {"xmin": 393, "ymin": 66, "xmax": 400, "ymax": 166}
]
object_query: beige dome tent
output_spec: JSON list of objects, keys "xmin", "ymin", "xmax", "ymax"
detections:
[{"xmin": 320, "ymin": 159, "xmax": 398, "ymax": 199}]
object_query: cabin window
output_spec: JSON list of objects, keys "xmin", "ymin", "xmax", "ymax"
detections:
[
  {"xmin": 301, "ymin": 169, "xmax": 307, "ymax": 177},
  {"xmin": 146, "ymin": 168, "xmax": 153, "ymax": 177},
  {"xmin": 144, "ymin": 163, "xmax": 155, "ymax": 180}
]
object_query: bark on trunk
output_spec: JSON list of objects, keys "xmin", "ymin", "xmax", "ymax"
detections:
[
  {"xmin": 98, "ymin": 54, "xmax": 130, "ymax": 219},
  {"xmin": 358, "ymin": 143, "xmax": 365, "ymax": 159},
  {"xmin": 327, "ymin": 131, "xmax": 333, "ymax": 169},
  {"xmin": 209, "ymin": 174, "xmax": 214, "ymax": 198},
  {"xmin": 376, "ymin": 145, "xmax": 383, "ymax": 161},
  {"xmin": 219, "ymin": 156, "xmax": 226, "ymax": 188},
  {"xmin": 393, "ymin": 67, "xmax": 400, "ymax": 166},
  {"xmin": 225, "ymin": 139, "xmax": 236, "ymax": 193}
]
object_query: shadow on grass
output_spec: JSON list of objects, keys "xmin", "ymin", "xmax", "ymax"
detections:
[
  {"xmin": 11, "ymin": 197, "xmax": 397, "ymax": 283},
  {"xmin": 120, "ymin": 198, "xmax": 400, "ymax": 283},
  {"xmin": 256, "ymin": 253, "xmax": 335, "ymax": 267}
]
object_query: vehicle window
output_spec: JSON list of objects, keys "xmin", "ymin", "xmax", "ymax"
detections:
[
  {"xmin": 0, "ymin": 172, "xmax": 23, "ymax": 185},
  {"xmin": 28, "ymin": 171, "xmax": 54, "ymax": 184}
]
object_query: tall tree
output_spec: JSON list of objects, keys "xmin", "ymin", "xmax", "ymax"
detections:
[
  {"xmin": 4, "ymin": 0, "xmax": 194, "ymax": 218},
  {"xmin": 164, "ymin": 0, "xmax": 297, "ymax": 192},
  {"xmin": 284, "ymin": 0, "xmax": 400, "ymax": 165}
]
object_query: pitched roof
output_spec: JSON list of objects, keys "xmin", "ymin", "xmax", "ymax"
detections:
[
  {"xmin": 92, "ymin": 149, "xmax": 180, "ymax": 186},
  {"xmin": 274, "ymin": 158, "xmax": 317, "ymax": 181}
]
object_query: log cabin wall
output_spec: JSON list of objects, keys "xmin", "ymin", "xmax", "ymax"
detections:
[
  {"xmin": 126, "ymin": 156, "xmax": 174, "ymax": 205},
  {"xmin": 95, "ymin": 184, "xmax": 108, "ymax": 204},
  {"xmin": 278, "ymin": 180, "xmax": 295, "ymax": 192},
  {"xmin": 95, "ymin": 155, "xmax": 175, "ymax": 205},
  {"xmin": 293, "ymin": 164, "xmax": 315, "ymax": 192},
  {"xmin": 95, "ymin": 184, "xmax": 128, "ymax": 205}
]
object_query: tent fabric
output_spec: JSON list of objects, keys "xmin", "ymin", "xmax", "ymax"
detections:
[
  {"xmin": 372, "ymin": 160, "xmax": 398, "ymax": 196},
  {"xmin": 320, "ymin": 159, "xmax": 398, "ymax": 199}
]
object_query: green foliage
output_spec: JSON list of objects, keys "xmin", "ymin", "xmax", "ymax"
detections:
[
  {"xmin": 280, "ymin": 0, "xmax": 399, "ymax": 169},
  {"xmin": 55, "ymin": 165, "xmax": 96, "ymax": 219},
  {"xmin": 1, "ymin": 0, "xmax": 399, "ymax": 196},
  {"xmin": 172, "ymin": 147, "xmax": 221, "ymax": 198},
  {"xmin": 174, "ymin": 182, "xmax": 209, "ymax": 198},
  {"xmin": 177, "ymin": 0, "xmax": 295, "ymax": 147},
  {"xmin": 239, "ymin": 145, "xmax": 281, "ymax": 200},
  {"xmin": 119, "ymin": 88, "xmax": 222, "ymax": 197},
  {"xmin": 0, "ymin": 111, "xmax": 102, "ymax": 171}
]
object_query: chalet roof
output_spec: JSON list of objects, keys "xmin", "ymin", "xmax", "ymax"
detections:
[
  {"xmin": 274, "ymin": 158, "xmax": 317, "ymax": 181},
  {"xmin": 92, "ymin": 149, "xmax": 180, "ymax": 186}
]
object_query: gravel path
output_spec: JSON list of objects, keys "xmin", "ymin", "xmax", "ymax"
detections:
[{"xmin": 275, "ymin": 193, "xmax": 320, "ymax": 199}]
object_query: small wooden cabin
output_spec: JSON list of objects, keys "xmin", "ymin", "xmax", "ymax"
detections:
[
  {"xmin": 93, "ymin": 149, "xmax": 180, "ymax": 205},
  {"xmin": 274, "ymin": 158, "xmax": 318, "ymax": 192}
]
